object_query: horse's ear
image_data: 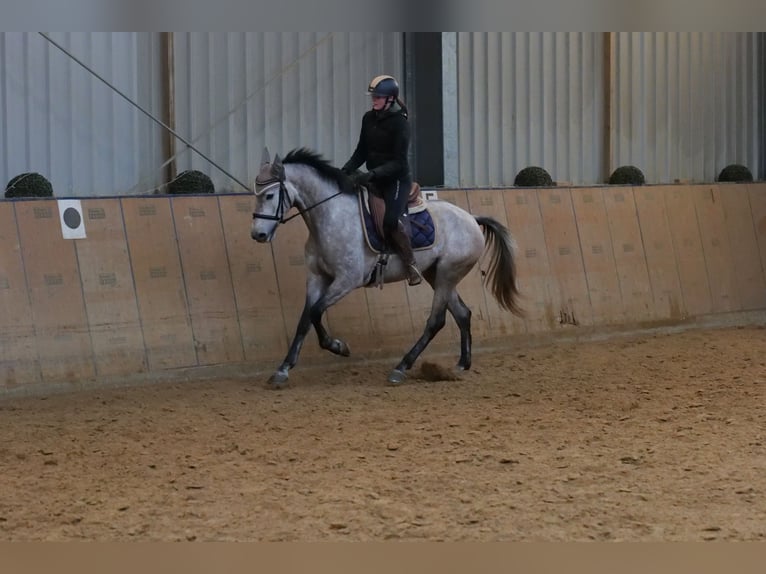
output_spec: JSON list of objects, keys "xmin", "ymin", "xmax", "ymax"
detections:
[
  {"xmin": 260, "ymin": 146, "xmax": 271, "ymax": 167},
  {"xmin": 272, "ymin": 153, "xmax": 285, "ymax": 180}
]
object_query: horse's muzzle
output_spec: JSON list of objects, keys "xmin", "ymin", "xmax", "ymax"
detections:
[{"xmin": 251, "ymin": 230, "xmax": 271, "ymax": 243}]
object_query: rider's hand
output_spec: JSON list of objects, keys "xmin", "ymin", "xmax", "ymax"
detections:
[{"xmin": 351, "ymin": 170, "xmax": 374, "ymax": 187}]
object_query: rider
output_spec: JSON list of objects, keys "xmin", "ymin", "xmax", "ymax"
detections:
[{"xmin": 341, "ymin": 74, "xmax": 423, "ymax": 286}]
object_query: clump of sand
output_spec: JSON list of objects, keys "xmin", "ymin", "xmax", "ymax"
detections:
[{"xmin": 418, "ymin": 361, "xmax": 463, "ymax": 382}]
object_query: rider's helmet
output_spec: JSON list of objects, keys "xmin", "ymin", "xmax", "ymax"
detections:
[{"xmin": 367, "ymin": 75, "xmax": 399, "ymax": 100}]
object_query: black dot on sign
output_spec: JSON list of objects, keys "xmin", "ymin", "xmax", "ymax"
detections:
[{"xmin": 63, "ymin": 207, "xmax": 82, "ymax": 229}]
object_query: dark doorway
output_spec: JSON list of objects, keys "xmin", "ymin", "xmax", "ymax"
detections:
[{"xmin": 405, "ymin": 33, "xmax": 444, "ymax": 187}]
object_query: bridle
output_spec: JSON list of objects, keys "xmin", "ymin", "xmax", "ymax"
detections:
[
  {"xmin": 251, "ymin": 166, "xmax": 345, "ymax": 226},
  {"xmin": 252, "ymin": 174, "xmax": 294, "ymax": 223}
]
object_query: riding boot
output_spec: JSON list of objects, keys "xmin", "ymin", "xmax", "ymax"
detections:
[{"xmin": 388, "ymin": 221, "xmax": 423, "ymax": 286}]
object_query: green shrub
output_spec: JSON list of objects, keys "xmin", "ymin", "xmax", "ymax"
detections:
[
  {"xmin": 608, "ymin": 165, "xmax": 645, "ymax": 185},
  {"xmin": 514, "ymin": 166, "xmax": 553, "ymax": 187},
  {"xmin": 717, "ymin": 164, "xmax": 753, "ymax": 183},
  {"xmin": 5, "ymin": 172, "xmax": 54, "ymax": 198},
  {"xmin": 167, "ymin": 170, "xmax": 215, "ymax": 194}
]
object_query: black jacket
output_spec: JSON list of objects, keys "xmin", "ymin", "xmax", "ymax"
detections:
[{"xmin": 342, "ymin": 104, "xmax": 411, "ymax": 181}]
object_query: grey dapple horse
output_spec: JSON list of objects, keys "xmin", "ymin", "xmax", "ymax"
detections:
[{"xmin": 251, "ymin": 148, "xmax": 522, "ymax": 388}]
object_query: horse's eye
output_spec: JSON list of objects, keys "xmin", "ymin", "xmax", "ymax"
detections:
[{"xmin": 265, "ymin": 192, "xmax": 274, "ymax": 200}]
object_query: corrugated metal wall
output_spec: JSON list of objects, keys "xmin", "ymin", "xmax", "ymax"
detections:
[
  {"xmin": 611, "ymin": 32, "xmax": 762, "ymax": 184},
  {"xmin": 452, "ymin": 32, "xmax": 606, "ymax": 187},
  {"xmin": 451, "ymin": 32, "xmax": 762, "ymax": 186},
  {"xmin": 0, "ymin": 32, "xmax": 165, "ymax": 197},
  {"xmin": 171, "ymin": 33, "xmax": 403, "ymax": 192},
  {"xmin": 2, "ymin": 32, "xmax": 762, "ymax": 195}
]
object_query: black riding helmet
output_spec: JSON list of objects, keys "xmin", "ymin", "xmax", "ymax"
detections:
[{"xmin": 367, "ymin": 75, "xmax": 399, "ymax": 100}]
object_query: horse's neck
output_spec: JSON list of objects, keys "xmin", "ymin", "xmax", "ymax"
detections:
[{"xmin": 288, "ymin": 166, "xmax": 355, "ymax": 232}]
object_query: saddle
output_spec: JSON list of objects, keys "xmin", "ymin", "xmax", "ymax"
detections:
[
  {"xmin": 358, "ymin": 182, "xmax": 436, "ymax": 255},
  {"xmin": 363, "ymin": 181, "xmax": 426, "ymax": 239}
]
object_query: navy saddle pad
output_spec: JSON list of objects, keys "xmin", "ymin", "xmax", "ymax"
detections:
[{"xmin": 361, "ymin": 201, "xmax": 435, "ymax": 253}]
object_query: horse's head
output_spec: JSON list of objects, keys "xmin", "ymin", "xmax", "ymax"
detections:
[
  {"xmin": 251, "ymin": 148, "xmax": 290, "ymax": 243},
  {"xmin": 252, "ymin": 146, "xmax": 352, "ymax": 243}
]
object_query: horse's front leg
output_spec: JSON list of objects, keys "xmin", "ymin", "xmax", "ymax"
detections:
[
  {"xmin": 269, "ymin": 273, "xmax": 355, "ymax": 389},
  {"xmin": 269, "ymin": 300, "xmax": 313, "ymax": 389},
  {"xmin": 310, "ymin": 277, "xmax": 358, "ymax": 357},
  {"xmin": 313, "ymin": 319, "xmax": 351, "ymax": 357},
  {"xmin": 268, "ymin": 272, "xmax": 327, "ymax": 389}
]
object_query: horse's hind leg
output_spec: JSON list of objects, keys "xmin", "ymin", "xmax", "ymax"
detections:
[
  {"xmin": 424, "ymin": 268, "xmax": 472, "ymax": 371},
  {"xmin": 388, "ymin": 288, "xmax": 450, "ymax": 384},
  {"xmin": 447, "ymin": 291, "xmax": 472, "ymax": 371}
]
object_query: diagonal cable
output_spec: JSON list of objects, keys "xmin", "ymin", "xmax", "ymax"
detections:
[{"xmin": 39, "ymin": 31, "xmax": 252, "ymax": 192}]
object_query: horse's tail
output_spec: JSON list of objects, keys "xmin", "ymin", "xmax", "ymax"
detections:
[{"xmin": 475, "ymin": 216, "xmax": 524, "ymax": 317}]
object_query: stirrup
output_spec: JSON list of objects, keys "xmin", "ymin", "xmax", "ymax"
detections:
[
  {"xmin": 373, "ymin": 254, "xmax": 389, "ymax": 289},
  {"xmin": 406, "ymin": 264, "xmax": 423, "ymax": 286}
]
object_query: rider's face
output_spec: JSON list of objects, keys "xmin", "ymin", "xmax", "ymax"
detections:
[{"xmin": 371, "ymin": 95, "xmax": 389, "ymax": 111}]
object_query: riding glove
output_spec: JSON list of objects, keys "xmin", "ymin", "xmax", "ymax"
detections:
[{"xmin": 350, "ymin": 170, "xmax": 374, "ymax": 187}]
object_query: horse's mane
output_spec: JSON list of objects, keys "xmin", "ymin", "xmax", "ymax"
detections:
[{"xmin": 282, "ymin": 147, "xmax": 354, "ymax": 194}]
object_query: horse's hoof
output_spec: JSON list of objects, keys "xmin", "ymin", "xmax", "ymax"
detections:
[
  {"xmin": 333, "ymin": 339, "xmax": 351, "ymax": 357},
  {"xmin": 387, "ymin": 368, "xmax": 407, "ymax": 385},
  {"xmin": 268, "ymin": 371, "xmax": 289, "ymax": 390}
]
